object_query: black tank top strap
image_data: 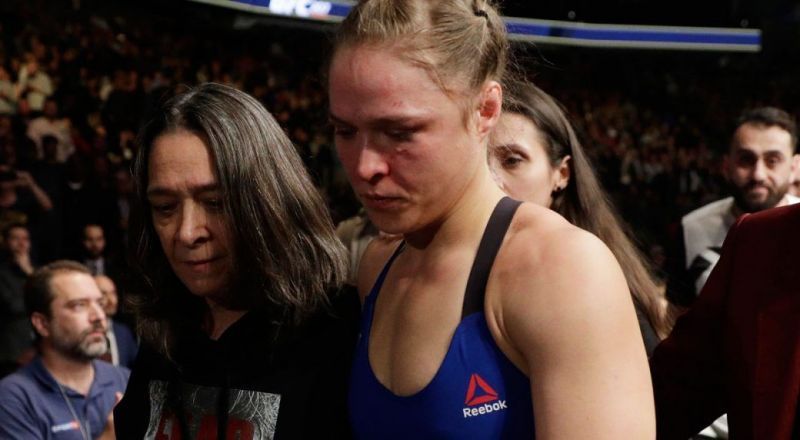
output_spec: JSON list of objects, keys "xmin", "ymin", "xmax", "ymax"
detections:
[
  {"xmin": 368, "ymin": 241, "xmax": 406, "ymax": 301},
  {"xmin": 461, "ymin": 197, "xmax": 522, "ymax": 319}
]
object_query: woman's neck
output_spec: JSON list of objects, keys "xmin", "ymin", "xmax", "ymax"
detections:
[{"xmin": 404, "ymin": 167, "xmax": 505, "ymax": 252}]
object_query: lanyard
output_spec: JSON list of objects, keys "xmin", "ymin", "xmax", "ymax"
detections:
[{"xmin": 56, "ymin": 382, "xmax": 91, "ymax": 440}]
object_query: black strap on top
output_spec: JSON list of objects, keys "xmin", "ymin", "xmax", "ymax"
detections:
[{"xmin": 461, "ymin": 197, "xmax": 522, "ymax": 319}]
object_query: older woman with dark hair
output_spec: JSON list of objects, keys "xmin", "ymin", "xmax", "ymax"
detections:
[{"xmin": 114, "ymin": 83, "xmax": 357, "ymax": 439}]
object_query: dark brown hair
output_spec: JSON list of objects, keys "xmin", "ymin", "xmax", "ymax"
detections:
[
  {"xmin": 129, "ymin": 83, "xmax": 348, "ymax": 357},
  {"xmin": 25, "ymin": 260, "xmax": 91, "ymax": 318},
  {"xmin": 734, "ymin": 106, "xmax": 798, "ymax": 153},
  {"xmin": 1, "ymin": 222, "xmax": 27, "ymax": 242}
]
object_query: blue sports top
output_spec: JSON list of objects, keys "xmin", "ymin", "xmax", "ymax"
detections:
[{"xmin": 349, "ymin": 197, "xmax": 535, "ymax": 439}]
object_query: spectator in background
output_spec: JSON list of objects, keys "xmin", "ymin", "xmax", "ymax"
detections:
[
  {"xmin": 111, "ymin": 168, "xmax": 133, "ymax": 246},
  {"xmin": 0, "ymin": 223, "xmax": 35, "ymax": 377},
  {"xmin": 15, "ymin": 55, "xmax": 53, "ymax": 113},
  {"xmin": 667, "ymin": 106, "xmax": 800, "ymax": 439},
  {"xmin": 0, "ymin": 261, "xmax": 128, "ymax": 439},
  {"xmin": 80, "ymin": 224, "xmax": 116, "ymax": 279},
  {"xmin": 0, "ymin": 65, "xmax": 18, "ymax": 116},
  {"xmin": 95, "ymin": 274, "xmax": 137, "ymax": 369},
  {"xmin": 670, "ymin": 107, "xmax": 800, "ymax": 306},
  {"xmin": 29, "ymin": 135, "xmax": 67, "ymax": 262},
  {"xmin": 0, "ymin": 164, "xmax": 54, "ymax": 238},
  {"xmin": 60, "ymin": 156, "xmax": 117, "ymax": 259},
  {"xmin": 0, "ymin": 115, "xmax": 12, "ymax": 143},
  {"xmin": 33, "ymin": 135, "xmax": 66, "ymax": 191},
  {"xmin": 26, "ymin": 98, "xmax": 74, "ymax": 162},
  {"xmin": 102, "ymin": 69, "xmax": 143, "ymax": 148}
]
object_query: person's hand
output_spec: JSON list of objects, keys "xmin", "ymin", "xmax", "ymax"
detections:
[
  {"xmin": 15, "ymin": 171, "xmax": 34, "ymax": 188},
  {"xmin": 97, "ymin": 392, "xmax": 123, "ymax": 440},
  {"xmin": 13, "ymin": 252, "xmax": 33, "ymax": 275}
]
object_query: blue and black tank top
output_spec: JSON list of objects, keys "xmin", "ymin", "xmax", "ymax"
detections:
[{"xmin": 348, "ymin": 197, "xmax": 535, "ymax": 438}]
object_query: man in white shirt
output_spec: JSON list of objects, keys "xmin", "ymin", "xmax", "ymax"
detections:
[
  {"xmin": 16, "ymin": 57, "xmax": 53, "ymax": 113},
  {"xmin": 26, "ymin": 98, "xmax": 74, "ymax": 162}
]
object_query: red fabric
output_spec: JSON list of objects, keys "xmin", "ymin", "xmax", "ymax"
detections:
[{"xmin": 651, "ymin": 203, "xmax": 800, "ymax": 439}]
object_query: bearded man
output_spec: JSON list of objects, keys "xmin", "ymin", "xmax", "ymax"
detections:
[
  {"xmin": 667, "ymin": 107, "xmax": 799, "ymax": 439},
  {"xmin": 671, "ymin": 107, "xmax": 800, "ymax": 304},
  {"xmin": 0, "ymin": 261, "xmax": 129, "ymax": 439}
]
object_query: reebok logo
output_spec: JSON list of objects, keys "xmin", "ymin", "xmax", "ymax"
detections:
[
  {"xmin": 461, "ymin": 373, "xmax": 508, "ymax": 418},
  {"xmin": 462, "ymin": 400, "xmax": 509, "ymax": 418}
]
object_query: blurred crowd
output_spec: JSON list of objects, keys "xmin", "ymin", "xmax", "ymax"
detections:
[
  {"xmin": 0, "ymin": 0, "xmax": 798, "ymax": 372},
  {"xmin": 519, "ymin": 48, "xmax": 800, "ymax": 269},
  {"xmin": 0, "ymin": 1, "xmax": 350, "ymax": 267}
]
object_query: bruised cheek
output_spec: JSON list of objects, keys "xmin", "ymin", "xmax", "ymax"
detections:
[{"xmin": 389, "ymin": 148, "xmax": 437, "ymax": 190}]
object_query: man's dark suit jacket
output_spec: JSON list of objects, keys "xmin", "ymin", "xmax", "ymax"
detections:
[{"xmin": 651, "ymin": 203, "xmax": 800, "ymax": 439}]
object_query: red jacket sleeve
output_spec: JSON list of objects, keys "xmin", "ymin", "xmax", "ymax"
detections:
[{"xmin": 650, "ymin": 213, "xmax": 747, "ymax": 439}]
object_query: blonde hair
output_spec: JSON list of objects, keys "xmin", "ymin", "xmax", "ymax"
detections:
[{"xmin": 334, "ymin": 0, "xmax": 508, "ymax": 95}]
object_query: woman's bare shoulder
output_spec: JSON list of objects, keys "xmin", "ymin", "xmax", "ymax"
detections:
[
  {"xmin": 503, "ymin": 202, "xmax": 604, "ymax": 268},
  {"xmin": 488, "ymin": 203, "xmax": 645, "ymax": 390},
  {"xmin": 494, "ymin": 202, "xmax": 629, "ymax": 319}
]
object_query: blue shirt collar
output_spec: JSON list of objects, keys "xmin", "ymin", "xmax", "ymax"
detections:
[{"xmin": 28, "ymin": 356, "xmax": 118, "ymax": 397}]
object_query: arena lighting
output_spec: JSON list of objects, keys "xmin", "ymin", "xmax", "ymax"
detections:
[
  {"xmin": 190, "ymin": 0, "xmax": 351, "ymax": 22},
  {"xmin": 505, "ymin": 16, "xmax": 761, "ymax": 52},
  {"xmin": 189, "ymin": 0, "xmax": 762, "ymax": 52}
]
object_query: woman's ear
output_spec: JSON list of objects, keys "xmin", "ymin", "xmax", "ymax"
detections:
[
  {"xmin": 476, "ymin": 80, "xmax": 502, "ymax": 138},
  {"xmin": 553, "ymin": 155, "xmax": 572, "ymax": 191}
]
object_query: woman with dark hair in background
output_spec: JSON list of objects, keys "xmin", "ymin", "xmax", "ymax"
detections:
[
  {"xmin": 488, "ymin": 79, "xmax": 672, "ymax": 354},
  {"xmin": 114, "ymin": 83, "xmax": 358, "ymax": 439}
]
